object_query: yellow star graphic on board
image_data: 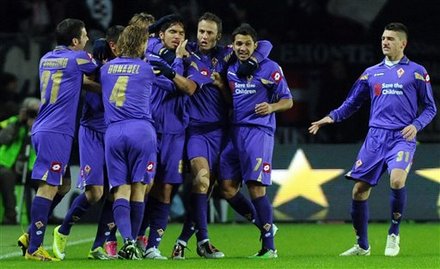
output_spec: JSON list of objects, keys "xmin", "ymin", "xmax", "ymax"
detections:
[
  {"xmin": 415, "ymin": 168, "xmax": 440, "ymax": 206},
  {"xmin": 272, "ymin": 149, "xmax": 344, "ymax": 208}
]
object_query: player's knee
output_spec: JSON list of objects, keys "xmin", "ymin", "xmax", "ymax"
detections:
[
  {"xmin": 192, "ymin": 168, "xmax": 210, "ymax": 193},
  {"xmin": 352, "ymin": 181, "xmax": 371, "ymax": 200},
  {"xmin": 85, "ymin": 186, "xmax": 104, "ymax": 203},
  {"xmin": 390, "ymin": 178, "xmax": 405, "ymax": 189},
  {"xmin": 220, "ymin": 182, "xmax": 238, "ymax": 200}
]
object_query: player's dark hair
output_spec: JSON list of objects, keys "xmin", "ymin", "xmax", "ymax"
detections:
[
  {"xmin": 55, "ymin": 18, "xmax": 85, "ymax": 46},
  {"xmin": 160, "ymin": 16, "xmax": 185, "ymax": 33},
  {"xmin": 385, "ymin": 22, "xmax": 408, "ymax": 40},
  {"xmin": 232, "ymin": 23, "xmax": 257, "ymax": 42},
  {"xmin": 106, "ymin": 25, "xmax": 125, "ymax": 43},
  {"xmin": 198, "ymin": 12, "xmax": 222, "ymax": 39}
]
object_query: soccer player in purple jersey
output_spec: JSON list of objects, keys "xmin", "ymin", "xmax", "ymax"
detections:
[
  {"xmin": 220, "ymin": 23, "xmax": 293, "ymax": 259},
  {"xmin": 137, "ymin": 15, "xmax": 198, "ymax": 260},
  {"xmin": 170, "ymin": 12, "xmax": 274, "ymax": 260},
  {"xmin": 309, "ymin": 23, "xmax": 437, "ymax": 257},
  {"xmin": 100, "ymin": 25, "xmax": 157, "ymax": 260},
  {"xmin": 52, "ymin": 25, "xmax": 125, "ymax": 261},
  {"xmin": 18, "ymin": 18, "xmax": 98, "ymax": 262}
]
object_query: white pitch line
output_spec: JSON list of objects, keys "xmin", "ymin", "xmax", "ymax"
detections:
[{"xmin": 0, "ymin": 237, "xmax": 94, "ymax": 259}]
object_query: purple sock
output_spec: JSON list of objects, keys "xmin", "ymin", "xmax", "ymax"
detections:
[
  {"xmin": 252, "ymin": 195, "xmax": 275, "ymax": 251},
  {"xmin": 59, "ymin": 192, "xmax": 91, "ymax": 235},
  {"xmin": 138, "ymin": 196, "xmax": 150, "ymax": 237},
  {"xmin": 178, "ymin": 212, "xmax": 196, "ymax": 243},
  {"xmin": 28, "ymin": 196, "xmax": 52, "ymax": 253},
  {"xmin": 227, "ymin": 191, "xmax": 260, "ymax": 228},
  {"xmin": 113, "ymin": 198, "xmax": 132, "ymax": 240},
  {"xmin": 389, "ymin": 187, "xmax": 406, "ymax": 235},
  {"xmin": 146, "ymin": 197, "xmax": 171, "ymax": 249},
  {"xmin": 49, "ymin": 193, "xmax": 64, "ymax": 214},
  {"xmin": 191, "ymin": 193, "xmax": 208, "ymax": 242},
  {"xmin": 351, "ymin": 200, "xmax": 369, "ymax": 249},
  {"xmin": 92, "ymin": 199, "xmax": 115, "ymax": 249},
  {"xmin": 130, "ymin": 201, "xmax": 145, "ymax": 239}
]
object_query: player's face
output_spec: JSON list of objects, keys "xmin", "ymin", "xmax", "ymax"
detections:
[
  {"xmin": 160, "ymin": 23, "xmax": 185, "ymax": 50},
  {"xmin": 74, "ymin": 28, "xmax": 89, "ymax": 51},
  {"xmin": 232, "ymin": 34, "xmax": 256, "ymax": 62},
  {"xmin": 197, "ymin": 20, "xmax": 219, "ymax": 53},
  {"xmin": 381, "ymin": 30, "xmax": 406, "ymax": 60}
]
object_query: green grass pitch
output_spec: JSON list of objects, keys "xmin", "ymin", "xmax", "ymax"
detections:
[{"xmin": 0, "ymin": 223, "xmax": 439, "ymax": 268}]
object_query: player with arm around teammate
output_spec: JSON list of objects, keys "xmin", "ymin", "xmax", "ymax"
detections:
[{"xmin": 220, "ymin": 23, "xmax": 293, "ymax": 259}]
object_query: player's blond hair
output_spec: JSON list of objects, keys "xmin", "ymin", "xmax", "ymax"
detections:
[
  {"xmin": 128, "ymin": 12, "xmax": 155, "ymax": 31},
  {"xmin": 116, "ymin": 25, "xmax": 148, "ymax": 58}
]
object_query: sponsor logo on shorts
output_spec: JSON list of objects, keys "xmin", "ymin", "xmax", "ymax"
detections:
[
  {"xmin": 355, "ymin": 159, "xmax": 362, "ymax": 168},
  {"xmin": 146, "ymin": 162, "xmax": 155, "ymax": 172},
  {"xmin": 263, "ymin": 163, "xmax": 271, "ymax": 173},
  {"xmin": 50, "ymin": 162, "xmax": 62, "ymax": 173}
]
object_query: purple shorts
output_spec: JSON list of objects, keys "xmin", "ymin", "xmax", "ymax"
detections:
[
  {"xmin": 105, "ymin": 120, "xmax": 157, "ymax": 189},
  {"xmin": 31, "ymin": 131, "xmax": 73, "ymax": 186},
  {"xmin": 221, "ymin": 126, "xmax": 274, "ymax": 186},
  {"xmin": 346, "ymin": 127, "xmax": 416, "ymax": 186},
  {"xmin": 77, "ymin": 126, "xmax": 106, "ymax": 189},
  {"xmin": 186, "ymin": 126, "xmax": 225, "ymax": 173},
  {"xmin": 155, "ymin": 132, "xmax": 185, "ymax": 184},
  {"xmin": 219, "ymin": 138, "xmax": 241, "ymax": 181}
]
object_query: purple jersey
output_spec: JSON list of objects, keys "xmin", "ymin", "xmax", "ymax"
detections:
[
  {"xmin": 147, "ymin": 54, "xmax": 189, "ymax": 134},
  {"xmin": 79, "ymin": 92, "xmax": 106, "ymax": 133},
  {"xmin": 32, "ymin": 46, "xmax": 98, "ymax": 137},
  {"xmin": 227, "ymin": 58, "xmax": 292, "ymax": 133},
  {"xmin": 330, "ymin": 56, "xmax": 437, "ymax": 131},
  {"xmin": 100, "ymin": 57, "xmax": 155, "ymax": 125}
]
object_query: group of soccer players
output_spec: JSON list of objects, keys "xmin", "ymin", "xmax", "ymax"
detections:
[
  {"xmin": 16, "ymin": 8, "xmax": 436, "ymax": 262},
  {"xmin": 17, "ymin": 11, "xmax": 293, "ymax": 261}
]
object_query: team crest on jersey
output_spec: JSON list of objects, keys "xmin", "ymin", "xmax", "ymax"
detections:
[
  {"xmin": 50, "ymin": 162, "xmax": 62, "ymax": 173},
  {"xmin": 397, "ymin": 68, "xmax": 405, "ymax": 78},
  {"xmin": 211, "ymin": 57, "xmax": 218, "ymax": 67},
  {"xmin": 374, "ymin": 83, "xmax": 382, "ymax": 96},
  {"xmin": 146, "ymin": 162, "xmax": 155, "ymax": 172},
  {"xmin": 200, "ymin": 68, "xmax": 209, "ymax": 76},
  {"xmin": 263, "ymin": 163, "xmax": 271, "ymax": 173},
  {"xmin": 271, "ymin": 71, "xmax": 282, "ymax": 83}
]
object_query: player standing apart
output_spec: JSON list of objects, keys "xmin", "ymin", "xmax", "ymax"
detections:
[{"xmin": 309, "ymin": 22, "xmax": 437, "ymax": 256}]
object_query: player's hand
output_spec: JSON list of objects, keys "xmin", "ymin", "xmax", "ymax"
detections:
[
  {"xmin": 175, "ymin": 39, "xmax": 189, "ymax": 59},
  {"xmin": 236, "ymin": 58, "xmax": 258, "ymax": 78},
  {"xmin": 255, "ymin": 102, "xmax": 273, "ymax": 115},
  {"xmin": 401, "ymin": 124, "xmax": 417, "ymax": 141},
  {"xmin": 92, "ymin": 38, "xmax": 111, "ymax": 63},
  {"xmin": 211, "ymin": 72, "xmax": 224, "ymax": 88},
  {"xmin": 151, "ymin": 61, "xmax": 176, "ymax": 80},
  {"xmin": 308, "ymin": 116, "xmax": 334, "ymax": 135},
  {"xmin": 159, "ymin": 47, "xmax": 176, "ymax": 65}
]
